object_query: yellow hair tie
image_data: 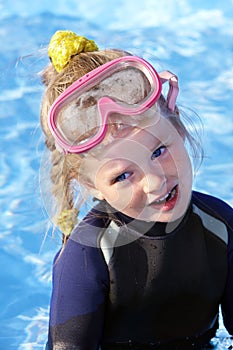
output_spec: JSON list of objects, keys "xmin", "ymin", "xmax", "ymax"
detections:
[
  {"xmin": 48, "ymin": 30, "xmax": 99, "ymax": 73},
  {"xmin": 54, "ymin": 208, "xmax": 78, "ymax": 237}
]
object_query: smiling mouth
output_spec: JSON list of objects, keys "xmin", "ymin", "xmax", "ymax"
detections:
[{"xmin": 151, "ymin": 185, "xmax": 178, "ymax": 205}]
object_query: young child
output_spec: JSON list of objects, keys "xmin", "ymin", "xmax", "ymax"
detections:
[{"xmin": 41, "ymin": 30, "xmax": 233, "ymax": 349}]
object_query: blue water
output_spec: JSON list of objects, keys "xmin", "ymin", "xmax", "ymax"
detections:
[{"xmin": 0, "ymin": 0, "xmax": 233, "ymax": 349}]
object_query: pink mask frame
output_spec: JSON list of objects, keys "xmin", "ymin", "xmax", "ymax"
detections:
[{"xmin": 48, "ymin": 55, "xmax": 179, "ymax": 154}]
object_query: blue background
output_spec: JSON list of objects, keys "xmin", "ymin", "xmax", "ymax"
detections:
[{"xmin": 0, "ymin": 0, "xmax": 233, "ymax": 348}]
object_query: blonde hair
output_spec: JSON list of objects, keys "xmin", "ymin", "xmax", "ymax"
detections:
[
  {"xmin": 40, "ymin": 49, "xmax": 203, "ymax": 244},
  {"xmin": 40, "ymin": 49, "xmax": 126, "ymax": 243}
]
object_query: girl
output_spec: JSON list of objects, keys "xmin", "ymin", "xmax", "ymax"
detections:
[{"xmin": 41, "ymin": 30, "xmax": 233, "ymax": 349}]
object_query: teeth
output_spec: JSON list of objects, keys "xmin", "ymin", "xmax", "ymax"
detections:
[
  {"xmin": 153, "ymin": 187, "xmax": 176, "ymax": 204},
  {"xmin": 155, "ymin": 192, "xmax": 170, "ymax": 204}
]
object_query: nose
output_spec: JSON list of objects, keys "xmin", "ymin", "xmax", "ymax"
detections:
[{"xmin": 142, "ymin": 167, "xmax": 166, "ymax": 195}]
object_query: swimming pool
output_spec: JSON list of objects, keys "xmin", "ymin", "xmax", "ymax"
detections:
[{"xmin": 0, "ymin": 0, "xmax": 233, "ymax": 348}]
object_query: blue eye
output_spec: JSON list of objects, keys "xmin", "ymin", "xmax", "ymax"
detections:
[
  {"xmin": 115, "ymin": 172, "xmax": 131, "ymax": 183},
  {"xmin": 151, "ymin": 146, "xmax": 166, "ymax": 160}
]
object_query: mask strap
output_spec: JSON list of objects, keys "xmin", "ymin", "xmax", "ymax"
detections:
[{"xmin": 159, "ymin": 71, "xmax": 179, "ymax": 112}]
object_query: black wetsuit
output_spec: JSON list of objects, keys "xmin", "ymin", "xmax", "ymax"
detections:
[{"xmin": 46, "ymin": 191, "xmax": 233, "ymax": 349}]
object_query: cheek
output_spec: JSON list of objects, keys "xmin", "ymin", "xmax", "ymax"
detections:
[
  {"xmin": 102, "ymin": 182, "xmax": 143, "ymax": 212},
  {"xmin": 171, "ymin": 149, "xmax": 193, "ymax": 197},
  {"xmin": 178, "ymin": 151, "xmax": 193, "ymax": 180},
  {"xmin": 103, "ymin": 186, "xmax": 122, "ymax": 203},
  {"xmin": 119, "ymin": 186, "xmax": 146, "ymax": 214},
  {"xmin": 168, "ymin": 144, "xmax": 192, "ymax": 176}
]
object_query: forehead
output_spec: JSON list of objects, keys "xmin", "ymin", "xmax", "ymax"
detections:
[{"xmin": 83, "ymin": 117, "xmax": 179, "ymax": 165}]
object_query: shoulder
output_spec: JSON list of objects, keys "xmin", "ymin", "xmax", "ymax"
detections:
[
  {"xmin": 70, "ymin": 202, "xmax": 111, "ymax": 247},
  {"xmin": 53, "ymin": 225, "xmax": 110, "ymax": 285},
  {"xmin": 191, "ymin": 191, "xmax": 233, "ymax": 246},
  {"xmin": 53, "ymin": 202, "xmax": 112, "ymax": 269},
  {"xmin": 192, "ymin": 191, "xmax": 233, "ymax": 225}
]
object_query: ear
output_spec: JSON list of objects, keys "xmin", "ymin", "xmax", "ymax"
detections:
[{"xmin": 84, "ymin": 181, "xmax": 105, "ymax": 201}]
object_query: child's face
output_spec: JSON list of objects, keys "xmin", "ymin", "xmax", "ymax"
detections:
[{"xmin": 81, "ymin": 116, "xmax": 193, "ymax": 223}]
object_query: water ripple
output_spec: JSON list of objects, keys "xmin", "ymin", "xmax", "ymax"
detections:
[{"xmin": 0, "ymin": 1, "xmax": 233, "ymax": 348}]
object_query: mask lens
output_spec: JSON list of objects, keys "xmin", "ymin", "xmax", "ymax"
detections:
[
  {"xmin": 49, "ymin": 56, "xmax": 162, "ymax": 152},
  {"xmin": 55, "ymin": 99, "xmax": 101, "ymax": 146}
]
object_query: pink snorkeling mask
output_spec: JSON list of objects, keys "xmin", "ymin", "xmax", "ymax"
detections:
[{"xmin": 48, "ymin": 55, "xmax": 179, "ymax": 154}]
